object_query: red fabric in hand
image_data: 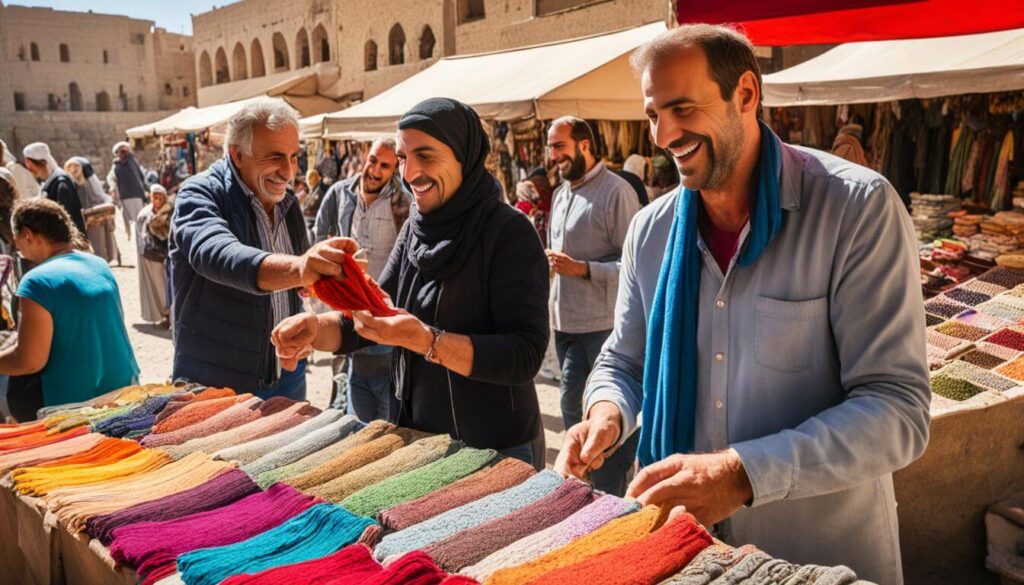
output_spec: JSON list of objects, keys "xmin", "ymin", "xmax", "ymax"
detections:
[{"xmin": 312, "ymin": 254, "xmax": 397, "ymax": 318}]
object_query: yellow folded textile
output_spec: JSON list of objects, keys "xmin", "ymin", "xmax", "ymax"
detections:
[
  {"xmin": 13, "ymin": 449, "xmax": 171, "ymax": 496},
  {"xmin": 47, "ymin": 452, "xmax": 236, "ymax": 533}
]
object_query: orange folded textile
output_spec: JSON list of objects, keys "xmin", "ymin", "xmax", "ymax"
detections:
[
  {"xmin": 0, "ymin": 426, "xmax": 88, "ymax": 453},
  {"xmin": 34, "ymin": 437, "xmax": 143, "ymax": 468},
  {"xmin": 13, "ymin": 448, "xmax": 171, "ymax": 496},
  {"xmin": 151, "ymin": 393, "xmax": 253, "ymax": 434}
]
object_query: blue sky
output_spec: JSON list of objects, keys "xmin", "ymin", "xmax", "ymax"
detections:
[{"xmin": 7, "ymin": 1, "xmax": 238, "ymax": 35}]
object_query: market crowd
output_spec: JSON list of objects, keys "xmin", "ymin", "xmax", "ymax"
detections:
[{"xmin": 0, "ymin": 24, "xmax": 930, "ymax": 584}]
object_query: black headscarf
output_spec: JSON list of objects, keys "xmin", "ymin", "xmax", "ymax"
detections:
[{"xmin": 398, "ymin": 98, "xmax": 502, "ymax": 282}]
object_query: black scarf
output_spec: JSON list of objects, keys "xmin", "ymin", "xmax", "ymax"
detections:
[
  {"xmin": 399, "ymin": 98, "xmax": 502, "ymax": 283},
  {"xmin": 114, "ymin": 154, "xmax": 147, "ymax": 200}
]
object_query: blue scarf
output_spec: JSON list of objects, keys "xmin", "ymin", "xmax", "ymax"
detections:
[{"xmin": 639, "ymin": 122, "xmax": 783, "ymax": 466}]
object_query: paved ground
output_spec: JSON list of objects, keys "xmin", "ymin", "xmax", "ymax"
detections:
[{"xmin": 111, "ymin": 214, "xmax": 567, "ymax": 466}]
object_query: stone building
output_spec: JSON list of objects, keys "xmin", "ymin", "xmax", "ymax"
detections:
[
  {"xmin": 191, "ymin": 0, "xmax": 673, "ymax": 106},
  {"xmin": 0, "ymin": 2, "xmax": 196, "ymax": 175}
]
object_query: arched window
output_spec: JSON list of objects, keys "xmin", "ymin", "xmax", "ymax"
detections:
[
  {"xmin": 214, "ymin": 47, "xmax": 230, "ymax": 84},
  {"xmin": 296, "ymin": 28, "xmax": 311, "ymax": 68},
  {"xmin": 311, "ymin": 24, "xmax": 330, "ymax": 63},
  {"xmin": 232, "ymin": 42, "xmax": 248, "ymax": 80},
  {"xmin": 364, "ymin": 40, "xmax": 377, "ymax": 72},
  {"xmin": 199, "ymin": 51, "xmax": 213, "ymax": 87},
  {"xmin": 388, "ymin": 24, "xmax": 405, "ymax": 66},
  {"xmin": 250, "ymin": 39, "xmax": 266, "ymax": 77},
  {"xmin": 95, "ymin": 91, "xmax": 111, "ymax": 112},
  {"xmin": 59, "ymin": 43, "xmax": 70, "ymax": 63},
  {"xmin": 272, "ymin": 32, "xmax": 290, "ymax": 71},
  {"xmin": 69, "ymin": 82, "xmax": 83, "ymax": 111},
  {"xmin": 419, "ymin": 26, "xmax": 436, "ymax": 60},
  {"xmin": 30, "ymin": 42, "xmax": 40, "ymax": 61}
]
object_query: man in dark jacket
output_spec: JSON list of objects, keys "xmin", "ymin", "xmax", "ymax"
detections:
[
  {"xmin": 22, "ymin": 142, "xmax": 86, "ymax": 234},
  {"xmin": 272, "ymin": 98, "xmax": 550, "ymax": 467},
  {"xmin": 171, "ymin": 97, "xmax": 353, "ymax": 399}
]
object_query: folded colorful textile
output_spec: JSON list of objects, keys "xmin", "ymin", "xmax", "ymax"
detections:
[
  {"xmin": 218, "ymin": 544, "xmax": 383, "ymax": 585},
  {"xmin": 256, "ymin": 420, "xmax": 395, "ymax": 488},
  {"xmin": 241, "ymin": 414, "xmax": 360, "ymax": 475},
  {"xmin": 375, "ymin": 470, "xmax": 564, "ymax": 562}
]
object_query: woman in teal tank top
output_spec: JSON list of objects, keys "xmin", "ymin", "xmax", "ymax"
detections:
[{"xmin": 2, "ymin": 198, "xmax": 139, "ymax": 420}]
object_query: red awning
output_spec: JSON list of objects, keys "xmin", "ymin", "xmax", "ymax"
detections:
[{"xmin": 676, "ymin": 0, "xmax": 1024, "ymax": 45}]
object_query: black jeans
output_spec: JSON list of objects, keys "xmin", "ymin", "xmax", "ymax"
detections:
[{"xmin": 555, "ymin": 329, "xmax": 639, "ymax": 496}]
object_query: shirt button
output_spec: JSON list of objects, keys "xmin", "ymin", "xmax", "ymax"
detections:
[
  {"xmin": 715, "ymin": 400, "xmax": 724, "ymax": 409},
  {"xmin": 715, "ymin": 299, "xmax": 725, "ymax": 308},
  {"xmin": 715, "ymin": 353, "xmax": 724, "ymax": 362}
]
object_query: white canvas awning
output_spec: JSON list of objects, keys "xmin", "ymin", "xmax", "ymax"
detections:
[
  {"xmin": 126, "ymin": 94, "xmax": 342, "ymax": 139},
  {"xmin": 763, "ymin": 28, "xmax": 1024, "ymax": 107},
  {"xmin": 322, "ymin": 21, "xmax": 667, "ymax": 138}
]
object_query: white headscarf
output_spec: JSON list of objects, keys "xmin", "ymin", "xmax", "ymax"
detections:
[
  {"xmin": 112, "ymin": 141, "xmax": 131, "ymax": 156},
  {"xmin": 65, "ymin": 156, "xmax": 111, "ymax": 207},
  {"xmin": 23, "ymin": 142, "xmax": 60, "ymax": 177},
  {"xmin": 0, "ymin": 139, "xmax": 15, "ymax": 165},
  {"xmin": 623, "ymin": 154, "xmax": 647, "ymax": 180},
  {"xmin": 0, "ymin": 167, "xmax": 15, "ymax": 185}
]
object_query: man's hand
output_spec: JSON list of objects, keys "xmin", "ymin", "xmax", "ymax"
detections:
[
  {"xmin": 351, "ymin": 310, "xmax": 432, "ymax": 353},
  {"xmin": 625, "ymin": 449, "xmax": 753, "ymax": 527},
  {"xmin": 271, "ymin": 313, "xmax": 319, "ymax": 371},
  {"xmin": 554, "ymin": 401, "xmax": 623, "ymax": 480},
  {"xmin": 545, "ymin": 250, "xmax": 588, "ymax": 278},
  {"xmin": 295, "ymin": 237, "xmax": 360, "ymax": 286}
]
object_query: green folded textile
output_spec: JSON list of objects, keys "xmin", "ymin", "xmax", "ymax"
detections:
[
  {"xmin": 308, "ymin": 434, "xmax": 457, "ymax": 502},
  {"xmin": 341, "ymin": 447, "xmax": 497, "ymax": 518}
]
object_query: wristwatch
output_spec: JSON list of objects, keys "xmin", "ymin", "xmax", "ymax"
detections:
[{"xmin": 425, "ymin": 326, "xmax": 445, "ymax": 364}]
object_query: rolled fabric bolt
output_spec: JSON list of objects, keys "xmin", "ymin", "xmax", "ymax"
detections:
[
  {"xmin": 142, "ymin": 397, "xmax": 264, "ymax": 448},
  {"xmin": 152, "ymin": 393, "xmax": 251, "ymax": 434},
  {"xmin": 462, "ymin": 495, "xmax": 639, "ymax": 581},
  {"xmin": 658, "ymin": 543, "xmax": 757, "ymax": 585},
  {"xmin": 14, "ymin": 448, "xmax": 170, "ymax": 496},
  {"xmin": 108, "ymin": 483, "xmax": 316, "ymax": 585},
  {"xmin": 375, "ymin": 470, "xmax": 564, "ymax": 562},
  {"xmin": 0, "ymin": 425, "xmax": 88, "ymax": 453},
  {"xmin": 423, "ymin": 478, "xmax": 595, "ymax": 572},
  {"xmin": 380, "ymin": 457, "xmax": 536, "ymax": 531},
  {"xmin": 341, "ymin": 447, "xmax": 497, "ymax": 518},
  {"xmin": 241, "ymin": 414, "xmax": 360, "ymax": 475},
  {"xmin": 218, "ymin": 544, "xmax": 384, "ymax": 585},
  {"xmin": 176, "ymin": 503, "xmax": 376, "ymax": 585},
  {"xmin": 287, "ymin": 432, "xmax": 408, "ymax": 492},
  {"xmin": 308, "ymin": 434, "xmax": 456, "ymax": 502},
  {"xmin": 215, "ymin": 409, "xmax": 351, "ymax": 465},
  {"xmin": 483, "ymin": 506, "xmax": 661, "ymax": 585},
  {"xmin": 257, "ymin": 420, "xmax": 396, "ymax": 488},
  {"xmin": 88, "ymin": 468, "xmax": 260, "ymax": 545},
  {"xmin": 528, "ymin": 513, "xmax": 713, "ymax": 585},
  {"xmin": 154, "ymin": 387, "xmax": 237, "ymax": 425},
  {"xmin": 158, "ymin": 401, "xmax": 318, "ymax": 459},
  {"xmin": 0, "ymin": 432, "xmax": 105, "ymax": 476}
]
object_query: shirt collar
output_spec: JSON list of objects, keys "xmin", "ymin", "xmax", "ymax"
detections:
[{"xmin": 572, "ymin": 160, "xmax": 605, "ymax": 189}]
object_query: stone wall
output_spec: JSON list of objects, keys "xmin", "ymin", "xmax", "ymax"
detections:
[
  {"xmin": 153, "ymin": 29, "xmax": 198, "ymax": 111},
  {"xmin": 453, "ymin": 0, "xmax": 672, "ymax": 55},
  {"xmin": 0, "ymin": 111, "xmax": 176, "ymax": 178}
]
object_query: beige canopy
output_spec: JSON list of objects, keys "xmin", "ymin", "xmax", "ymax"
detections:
[
  {"xmin": 127, "ymin": 66, "xmax": 350, "ymax": 139},
  {"xmin": 320, "ymin": 21, "xmax": 667, "ymax": 138},
  {"xmin": 763, "ymin": 28, "xmax": 1024, "ymax": 107}
]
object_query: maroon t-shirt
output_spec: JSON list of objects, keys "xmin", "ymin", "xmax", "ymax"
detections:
[{"xmin": 700, "ymin": 210, "xmax": 742, "ymax": 274}]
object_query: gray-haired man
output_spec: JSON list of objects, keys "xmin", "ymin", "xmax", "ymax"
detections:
[{"xmin": 170, "ymin": 97, "xmax": 355, "ymax": 399}]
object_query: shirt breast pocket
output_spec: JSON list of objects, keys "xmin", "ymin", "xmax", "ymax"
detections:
[{"xmin": 754, "ymin": 296, "xmax": 829, "ymax": 373}]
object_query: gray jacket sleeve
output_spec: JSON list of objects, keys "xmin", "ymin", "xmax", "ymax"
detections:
[
  {"xmin": 314, "ymin": 183, "xmax": 341, "ymax": 243},
  {"xmin": 731, "ymin": 180, "xmax": 931, "ymax": 506}
]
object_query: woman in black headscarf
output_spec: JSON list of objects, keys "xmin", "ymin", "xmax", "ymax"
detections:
[{"xmin": 272, "ymin": 98, "xmax": 550, "ymax": 467}]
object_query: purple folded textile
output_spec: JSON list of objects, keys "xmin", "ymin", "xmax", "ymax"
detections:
[
  {"xmin": 87, "ymin": 468, "xmax": 260, "ymax": 545},
  {"xmin": 108, "ymin": 482, "xmax": 315, "ymax": 585}
]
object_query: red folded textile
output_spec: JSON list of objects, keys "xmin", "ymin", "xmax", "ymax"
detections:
[
  {"xmin": 312, "ymin": 254, "xmax": 396, "ymax": 317},
  {"xmin": 528, "ymin": 513, "xmax": 713, "ymax": 585},
  {"xmin": 364, "ymin": 551, "xmax": 447, "ymax": 585},
  {"xmin": 220, "ymin": 544, "xmax": 383, "ymax": 585}
]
